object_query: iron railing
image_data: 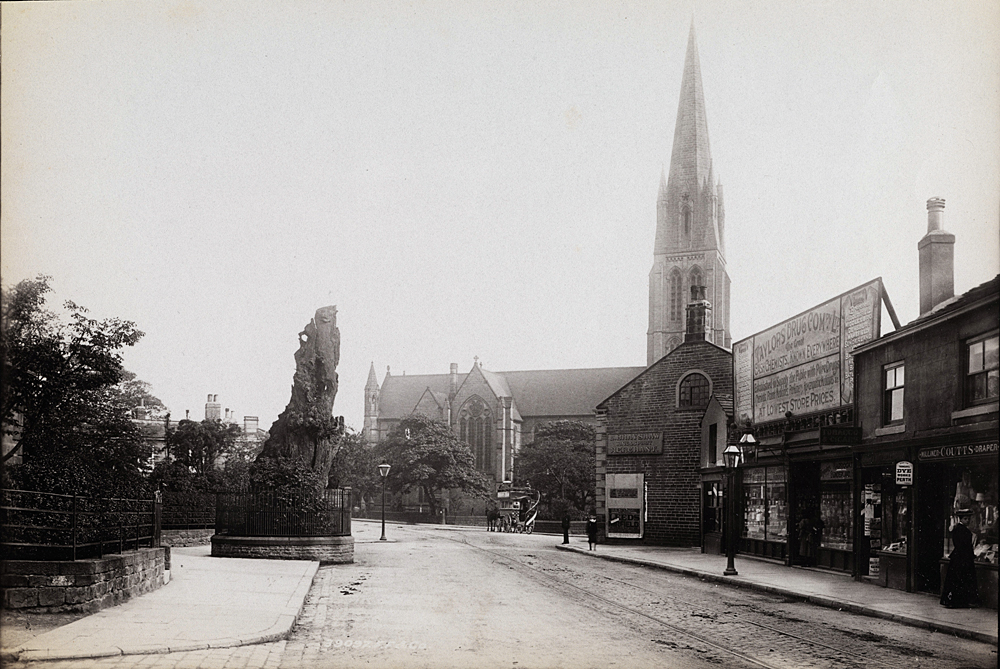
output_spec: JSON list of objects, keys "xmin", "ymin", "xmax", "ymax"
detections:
[
  {"xmin": 215, "ymin": 488, "xmax": 351, "ymax": 537},
  {"xmin": 0, "ymin": 488, "xmax": 160, "ymax": 561}
]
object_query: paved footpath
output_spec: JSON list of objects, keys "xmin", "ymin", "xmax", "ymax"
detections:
[
  {"xmin": 2, "ymin": 546, "xmax": 318, "ymax": 663},
  {"xmin": 555, "ymin": 541, "xmax": 998, "ymax": 645}
]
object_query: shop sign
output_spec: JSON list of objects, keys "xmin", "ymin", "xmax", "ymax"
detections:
[
  {"xmin": 608, "ymin": 432, "xmax": 663, "ymax": 455},
  {"xmin": 917, "ymin": 441, "xmax": 998, "ymax": 462},
  {"xmin": 860, "ymin": 448, "xmax": 907, "ymax": 467},
  {"xmin": 733, "ymin": 279, "xmax": 882, "ymax": 425},
  {"xmin": 895, "ymin": 461, "xmax": 913, "ymax": 486},
  {"xmin": 606, "ymin": 472, "xmax": 644, "ymax": 539},
  {"xmin": 820, "ymin": 426, "xmax": 862, "ymax": 445}
]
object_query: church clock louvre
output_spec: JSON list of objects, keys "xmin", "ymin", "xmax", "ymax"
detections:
[{"xmin": 648, "ymin": 22, "xmax": 732, "ymax": 365}]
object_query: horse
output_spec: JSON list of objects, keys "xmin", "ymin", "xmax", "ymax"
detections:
[{"xmin": 486, "ymin": 506, "xmax": 500, "ymax": 532}]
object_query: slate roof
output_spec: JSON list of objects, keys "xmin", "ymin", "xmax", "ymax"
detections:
[
  {"xmin": 377, "ymin": 366, "xmax": 645, "ymax": 421},
  {"xmin": 907, "ymin": 274, "xmax": 999, "ymax": 327}
]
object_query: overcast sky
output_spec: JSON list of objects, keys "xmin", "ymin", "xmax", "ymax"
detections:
[{"xmin": 3, "ymin": 0, "xmax": 998, "ymax": 432}]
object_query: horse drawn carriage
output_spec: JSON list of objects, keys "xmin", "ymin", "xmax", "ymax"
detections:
[{"xmin": 487, "ymin": 485, "xmax": 540, "ymax": 533}]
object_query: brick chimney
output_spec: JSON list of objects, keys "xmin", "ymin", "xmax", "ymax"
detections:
[
  {"xmin": 244, "ymin": 416, "xmax": 258, "ymax": 435},
  {"xmin": 918, "ymin": 197, "xmax": 955, "ymax": 316},
  {"xmin": 205, "ymin": 394, "xmax": 221, "ymax": 421},
  {"xmin": 685, "ymin": 285, "xmax": 712, "ymax": 343}
]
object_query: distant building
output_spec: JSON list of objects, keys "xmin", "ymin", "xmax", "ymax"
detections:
[
  {"xmin": 133, "ymin": 394, "xmax": 266, "ymax": 471},
  {"xmin": 364, "ymin": 362, "xmax": 644, "ymax": 489}
]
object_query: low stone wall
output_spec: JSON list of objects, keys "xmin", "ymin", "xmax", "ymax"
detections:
[
  {"xmin": 1, "ymin": 548, "xmax": 166, "ymax": 613},
  {"xmin": 211, "ymin": 535, "xmax": 354, "ymax": 563},
  {"xmin": 161, "ymin": 528, "xmax": 214, "ymax": 547}
]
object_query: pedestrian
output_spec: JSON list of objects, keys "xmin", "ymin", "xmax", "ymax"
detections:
[
  {"xmin": 561, "ymin": 512, "xmax": 571, "ymax": 545},
  {"xmin": 797, "ymin": 515, "xmax": 814, "ymax": 566},
  {"xmin": 940, "ymin": 512, "xmax": 980, "ymax": 608},
  {"xmin": 586, "ymin": 512, "xmax": 599, "ymax": 551}
]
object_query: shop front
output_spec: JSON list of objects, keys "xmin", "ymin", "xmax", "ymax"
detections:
[
  {"xmin": 853, "ymin": 439, "xmax": 997, "ymax": 608},
  {"xmin": 917, "ymin": 440, "xmax": 998, "ymax": 608}
]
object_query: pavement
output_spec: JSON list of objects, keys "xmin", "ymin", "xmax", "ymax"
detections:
[
  {"xmin": 1, "ymin": 546, "xmax": 319, "ymax": 664},
  {"xmin": 1, "ymin": 526, "xmax": 995, "ymax": 664},
  {"xmin": 554, "ymin": 540, "xmax": 999, "ymax": 646}
]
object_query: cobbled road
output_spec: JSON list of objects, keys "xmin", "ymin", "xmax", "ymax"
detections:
[{"xmin": 10, "ymin": 521, "xmax": 998, "ymax": 669}]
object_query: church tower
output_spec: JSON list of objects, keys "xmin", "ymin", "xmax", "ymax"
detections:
[
  {"xmin": 647, "ymin": 24, "xmax": 731, "ymax": 365},
  {"xmin": 363, "ymin": 362, "xmax": 380, "ymax": 443}
]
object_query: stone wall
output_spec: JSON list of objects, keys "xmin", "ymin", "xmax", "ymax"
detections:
[
  {"xmin": 599, "ymin": 340, "xmax": 733, "ymax": 546},
  {"xmin": 161, "ymin": 528, "xmax": 214, "ymax": 547},
  {"xmin": 1, "ymin": 548, "xmax": 166, "ymax": 613},
  {"xmin": 211, "ymin": 535, "xmax": 354, "ymax": 563}
]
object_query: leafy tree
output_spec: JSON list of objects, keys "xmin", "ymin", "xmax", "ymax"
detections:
[
  {"xmin": 380, "ymin": 414, "xmax": 490, "ymax": 517},
  {"xmin": 164, "ymin": 418, "xmax": 242, "ymax": 476},
  {"xmin": 327, "ymin": 428, "xmax": 380, "ymax": 509},
  {"xmin": 117, "ymin": 370, "xmax": 168, "ymax": 419},
  {"xmin": 515, "ymin": 421, "xmax": 595, "ymax": 520},
  {"xmin": 1, "ymin": 275, "xmax": 150, "ymax": 497}
]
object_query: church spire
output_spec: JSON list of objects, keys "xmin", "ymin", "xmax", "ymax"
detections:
[
  {"xmin": 656, "ymin": 22, "xmax": 713, "ymax": 256},
  {"xmin": 647, "ymin": 23, "xmax": 731, "ymax": 364}
]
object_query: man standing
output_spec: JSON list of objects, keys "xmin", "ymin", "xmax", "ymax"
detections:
[
  {"xmin": 561, "ymin": 513, "xmax": 571, "ymax": 544},
  {"xmin": 586, "ymin": 512, "xmax": 599, "ymax": 551}
]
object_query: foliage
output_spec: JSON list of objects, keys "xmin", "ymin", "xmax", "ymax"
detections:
[
  {"xmin": 165, "ymin": 418, "xmax": 242, "ymax": 476},
  {"xmin": 379, "ymin": 414, "xmax": 491, "ymax": 517},
  {"xmin": 514, "ymin": 420, "xmax": 595, "ymax": 520},
  {"xmin": 1, "ymin": 275, "xmax": 151, "ymax": 497},
  {"xmin": 117, "ymin": 370, "xmax": 168, "ymax": 419},
  {"xmin": 248, "ymin": 455, "xmax": 327, "ymax": 505},
  {"xmin": 327, "ymin": 428, "xmax": 380, "ymax": 508}
]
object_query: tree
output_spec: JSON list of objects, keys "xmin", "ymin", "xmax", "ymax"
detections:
[
  {"xmin": 515, "ymin": 421, "xmax": 596, "ymax": 520},
  {"xmin": 327, "ymin": 428, "xmax": 380, "ymax": 509},
  {"xmin": 1, "ymin": 275, "xmax": 151, "ymax": 496},
  {"xmin": 116, "ymin": 370, "xmax": 168, "ymax": 419},
  {"xmin": 164, "ymin": 418, "xmax": 242, "ymax": 476},
  {"xmin": 379, "ymin": 414, "xmax": 490, "ymax": 517}
]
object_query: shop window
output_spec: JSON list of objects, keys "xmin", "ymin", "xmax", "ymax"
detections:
[
  {"xmin": 966, "ymin": 333, "xmax": 999, "ymax": 405},
  {"xmin": 883, "ymin": 362, "xmax": 905, "ymax": 425},
  {"xmin": 679, "ymin": 373, "xmax": 711, "ymax": 408},
  {"xmin": 703, "ymin": 481, "xmax": 722, "ymax": 534},
  {"xmin": 819, "ymin": 461, "xmax": 853, "ymax": 551},
  {"xmin": 743, "ymin": 466, "xmax": 787, "ymax": 543},
  {"xmin": 943, "ymin": 466, "xmax": 998, "ymax": 565}
]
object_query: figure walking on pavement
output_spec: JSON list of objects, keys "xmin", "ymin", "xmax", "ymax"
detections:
[
  {"xmin": 561, "ymin": 512, "xmax": 571, "ymax": 544},
  {"xmin": 586, "ymin": 511, "xmax": 599, "ymax": 551}
]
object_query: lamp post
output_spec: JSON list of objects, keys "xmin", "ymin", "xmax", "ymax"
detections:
[
  {"xmin": 378, "ymin": 463, "xmax": 391, "ymax": 541},
  {"xmin": 723, "ymin": 440, "xmax": 744, "ymax": 576}
]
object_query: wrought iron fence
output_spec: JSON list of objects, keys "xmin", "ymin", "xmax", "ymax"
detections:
[
  {"xmin": 161, "ymin": 491, "xmax": 216, "ymax": 530},
  {"xmin": 215, "ymin": 488, "xmax": 352, "ymax": 537},
  {"xmin": 0, "ymin": 488, "xmax": 160, "ymax": 561}
]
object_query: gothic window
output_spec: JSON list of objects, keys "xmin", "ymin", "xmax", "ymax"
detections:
[
  {"xmin": 669, "ymin": 269, "xmax": 682, "ymax": 322},
  {"xmin": 459, "ymin": 397, "xmax": 492, "ymax": 473},
  {"xmin": 679, "ymin": 373, "xmax": 711, "ymax": 408},
  {"xmin": 689, "ymin": 266, "xmax": 703, "ymax": 291},
  {"xmin": 683, "ymin": 208, "xmax": 692, "ymax": 237}
]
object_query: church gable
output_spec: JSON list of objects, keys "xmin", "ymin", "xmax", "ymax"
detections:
[
  {"xmin": 452, "ymin": 364, "xmax": 502, "ymax": 415},
  {"xmin": 412, "ymin": 388, "xmax": 446, "ymax": 422}
]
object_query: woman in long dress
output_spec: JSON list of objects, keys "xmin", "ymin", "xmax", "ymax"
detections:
[{"xmin": 940, "ymin": 514, "xmax": 980, "ymax": 608}]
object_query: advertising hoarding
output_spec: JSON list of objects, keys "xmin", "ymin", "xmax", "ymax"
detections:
[{"xmin": 734, "ymin": 279, "xmax": 882, "ymax": 425}]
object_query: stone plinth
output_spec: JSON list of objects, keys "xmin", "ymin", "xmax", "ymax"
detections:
[{"xmin": 210, "ymin": 535, "xmax": 354, "ymax": 563}]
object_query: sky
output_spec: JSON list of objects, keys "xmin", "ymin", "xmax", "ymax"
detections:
[{"xmin": 3, "ymin": 0, "xmax": 998, "ymax": 432}]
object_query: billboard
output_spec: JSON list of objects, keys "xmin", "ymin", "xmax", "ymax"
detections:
[{"xmin": 734, "ymin": 279, "xmax": 882, "ymax": 425}]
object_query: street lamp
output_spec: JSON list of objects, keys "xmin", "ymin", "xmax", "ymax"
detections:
[
  {"xmin": 723, "ymin": 441, "xmax": 744, "ymax": 576},
  {"xmin": 378, "ymin": 463, "xmax": 391, "ymax": 541}
]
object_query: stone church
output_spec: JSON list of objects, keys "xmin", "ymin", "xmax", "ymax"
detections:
[
  {"xmin": 364, "ymin": 23, "xmax": 733, "ymax": 503},
  {"xmin": 363, "ymin": 362, "xmax": 644, "ymax": 485}
]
